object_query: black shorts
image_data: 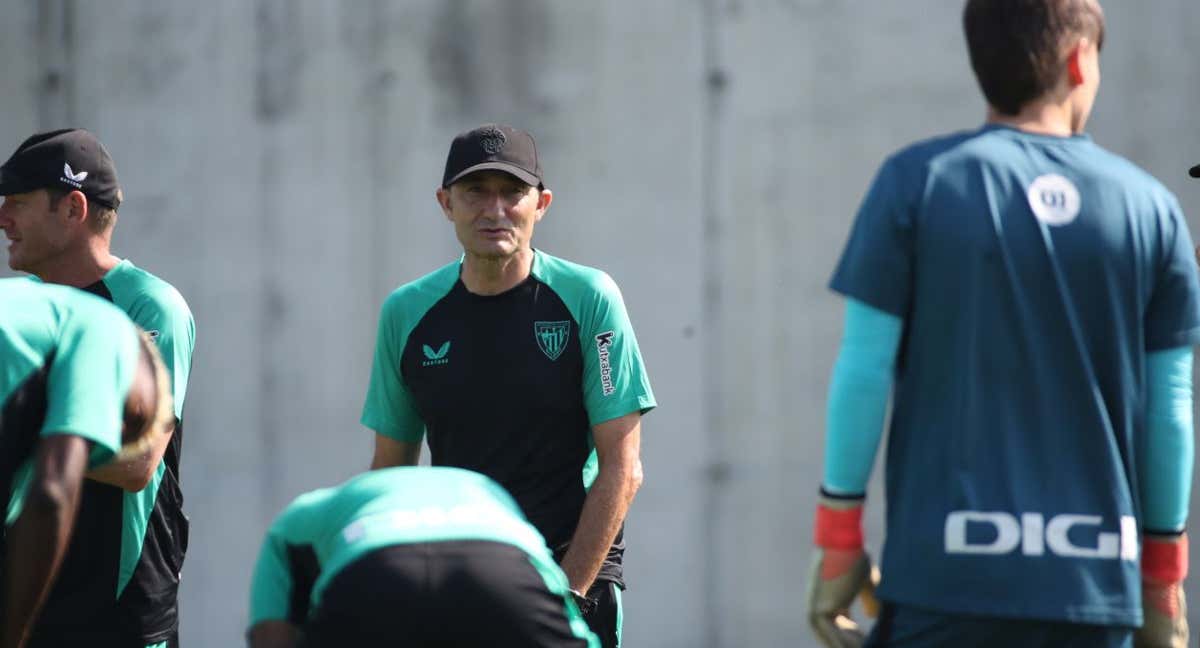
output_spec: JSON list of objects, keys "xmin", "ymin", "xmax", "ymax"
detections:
[
  {"xmin": 578, "ymin": 579, "xmax": 623, "ymax": 648},
  {"xmin": 866, "ymin": 603, "xmax": 1132, "ymax": 648},
  {"xmin": 300, "ymin": 540, "xmax": 593, "ymax": 648}
]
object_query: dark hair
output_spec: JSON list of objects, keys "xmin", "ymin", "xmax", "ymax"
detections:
[
  {"xmin": 45, "ymin": 186, "xmax": 117, "ymax": 233},
  {"xmin": 963, "ymin": 0, "xmax": 1105, "ymax": 115}
]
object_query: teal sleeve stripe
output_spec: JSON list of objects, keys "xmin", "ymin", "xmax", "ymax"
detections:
[
  {"xmin": 361, "ymin": 262, "xmax": 460, "ymax": 442},
  {"xmin": 531, "ymin": 251, "xmax": 656, "ymax": 426},
  {"xmin": 116, "ymin": 462, "xmax": 166, "ymax": 596},
  {"xmin": 247, "ymin": 531, "xmax": 293, "ymax": 624},
  {"xmin": 1140, "ymin": 347, "xmax": 1194, "ymax": 533},
  {"xmin": 104, "ymin": 260, "xmax": 196, "ymax": 417},
  {"xmin": 822, "ymin": 299, "xmax": 903, "ymax": 496},
  {"xmin": 42, "ymin": 303, "xmax": 140, "ymax": 464}
]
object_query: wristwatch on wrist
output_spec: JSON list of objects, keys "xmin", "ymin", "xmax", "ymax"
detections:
[{"xmin": 570, "ymin": 588, "xmax": 597, "ymax": 615}]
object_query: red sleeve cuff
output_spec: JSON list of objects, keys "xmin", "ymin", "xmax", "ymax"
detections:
[
  {"xmin": 1143, "ymin": 534, "xmax": 1188, "ymax": 584},
  {"xmin": 814, "ymin": 503, "xmax": 864, "ymax": 550}
]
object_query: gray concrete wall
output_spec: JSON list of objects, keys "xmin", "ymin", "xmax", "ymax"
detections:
[{"xmin": 0, "ymin": 2, "xmax": 1197, "ymax": 646}]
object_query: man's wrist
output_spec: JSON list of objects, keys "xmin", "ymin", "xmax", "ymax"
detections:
[
  {"xmin": 814, "ymin": 488, "xmax": 866, "ymax": 551},
  {"xmin": 569, "ymin": 587, "xmax": 597, "ymax": 615},
  {"xmin": 1143, "ymin": 532, "xmax": 1188, "ymax": 584}
]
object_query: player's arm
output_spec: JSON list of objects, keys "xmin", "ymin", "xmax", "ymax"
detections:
[
  {"xmin": 370, "ymin": 434, "xmax": 421, "ymax": 469},
  {"xmin": 87, "ymin": 297, "xmax": 193, "ymax": 491},
  {"xmin": 247, "ymin": 621, "xmax": 300, "ymax": 648},
  {"xmin": 84, "ymin": 420, "xmax": 172, "ymax": 491},
  {"xmin": 559, "ymin": 411, "xmax": 643, "ymax": 595},
  {"xmin": 1135, "ymin": 201, "xmax": 1200, "ymax": 647},
  {"xmin": 1135, "ymin": 346, "xmax": 1193, "ymax": 646},
  {"xmin": 807, "ymin": 298, "xmax": 902, "ymax": 647},
  {"xmin": 3, "ymin": 436, "xmax": 91, "ymax": 648}
]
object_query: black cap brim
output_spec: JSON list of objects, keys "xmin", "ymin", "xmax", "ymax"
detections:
[
  {"xmin": 445, "ymin": 162, "xmax": 542, "ymax": 188},
  {"xmin": 1190, "ymin": 164, "xmax": 1200, "ymax": 178},
  {"xmin": 0, "ymin": 167, "xmax": 40, "ymax": 196}
]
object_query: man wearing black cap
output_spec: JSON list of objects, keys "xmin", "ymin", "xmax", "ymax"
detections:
[
  {"xmin": 361, "ymin": 124, "xmax": 656, "ymax": 647},
  {"xmin": 0, "ymin": 129, "xmax": 194, "ymax": 648}
]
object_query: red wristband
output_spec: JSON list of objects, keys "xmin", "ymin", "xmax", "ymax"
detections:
[
  {"xmin": 814, "ymin": 503, "xmax": 864, "ymax": 550},
  {"xmin": 1142, "ymin": 534, "xmax": 1188, "ymax": 584}
]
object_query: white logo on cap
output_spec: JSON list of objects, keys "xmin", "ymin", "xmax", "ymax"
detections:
[
  {"xmin": 61, "ymin": 163, "xmax": 88, "ymax": 188},
  {"xmin": 1026, "ymin": 174, "xmax": 1080, "ymax": 226}
]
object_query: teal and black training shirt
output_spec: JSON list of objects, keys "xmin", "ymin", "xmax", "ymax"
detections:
[
  {"xmin": 361, "ymin": 250, "xmax": 655, "ymax": 586},
  {"xmin": 0, "ymin": 278, "xmax": 136, "ymax": 527},
  {"xmin": 248, "ymin": 466, "xmax": 592, "ymax": 645},
  {"xmin": 31, "ymin": 259, "xmax": 195, "ymax": 646}
]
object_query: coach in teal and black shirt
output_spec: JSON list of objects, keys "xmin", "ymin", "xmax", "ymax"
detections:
[
  {"xmin": 362, "ymin": 124, "xmax": 654, "ymax": 648},
  {"xmin": 0, "ymin": 129, "xmax": 195, "ymax": 648}
]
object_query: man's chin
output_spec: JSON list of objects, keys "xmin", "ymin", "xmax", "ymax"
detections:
[
  {"xmin": 5, "ymin": 252, "xmax": 30, "ymax": 273},
  {"xmin": 469, "ymin": 244, "xmax": 519, "ymax": 260}
]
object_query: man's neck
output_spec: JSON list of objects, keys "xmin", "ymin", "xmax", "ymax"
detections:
[
  {"xmin": 986, "ymin": 100, "xmax": 1076, "ymax": 137},
  {"xmin": 37, "ymin": 244, "xmax": 120, "ymax": 288},
  {"xmin": 460, "ymin": 248, "xmax": 534, "ymax": 296}
]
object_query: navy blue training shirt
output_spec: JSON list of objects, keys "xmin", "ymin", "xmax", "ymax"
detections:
[{"xmin": 830, "ymin": 124, "xmax": 1200, "ymax": 626}]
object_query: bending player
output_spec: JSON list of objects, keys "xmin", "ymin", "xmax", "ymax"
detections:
[
  {"xmin": 0, "ymin": 279, "xmax": 173, "ymax": 648},
  {"xmin": 247, "ymin": 467, "xmax": 598, "ymax": 648},
  {"xmin": 807, "ymin": 1, "xmax": 1197, "ymax": 646}
]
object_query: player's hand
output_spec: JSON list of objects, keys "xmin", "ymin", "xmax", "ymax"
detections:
[
  {"xmin": 806, "ymin": 546, "xmax": 875, "ymax": 647},
  {"xmin": 1136, "ymin": 533, "xmax": 1189, "ymax": 648},
  {"xmin": 807, "ymin": 491, "xmax": 877, "ymax": 648}
]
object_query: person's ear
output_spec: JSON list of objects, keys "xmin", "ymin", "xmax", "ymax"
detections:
[
  {"xmin": 436, "ymin": 187, "xmax": 454, "ymax": 221},
  {"xmin": 63, "ymin": 190, "xmax": 89, "ymax": 226},
  {"xmin": 1070, "ymin": 45, "xmax": 1089, "ymax": 85},
  {"xmin": 535, "ymin": 189, "xmax": 552, "ymax": 222}
]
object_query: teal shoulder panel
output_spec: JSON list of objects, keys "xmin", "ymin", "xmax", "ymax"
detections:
[
  {"xmin": 1, "ymin": 279, "xmax": 139, "ymax": 474},
  {"xmin": 0, "ymin": 281, "xmax": 139, "ymax": 526},
  {"xmin": 103, "ymin": 260, "xmax": 196, "ymax": 416},
  {"xmin": 531, "ymin": 251, "xmax": 656, "ymax": 425},
  {"xmin": 0, "ymin": 280, "xmax": 52, "ymax": 405},
  {"xmin": 248, "ymin": 486, "xmax": 336, "ymax": 625},
  {"xmin": 38, "ymin": 285, "xmax": 139, "ymax": 463},
  {"xmin": 250, "ymin": 467, "xmax": 558, "ymax": 625},
  {"xmin": 361, "ymin": 261, "xmax": 460, "ymax": 442},
  {"xmin": 310, "ymin": 468, "xmax": 556, "ymax": 605}
]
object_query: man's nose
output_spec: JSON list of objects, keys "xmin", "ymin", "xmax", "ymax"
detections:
[{"xmin": 479, "ymin": 191, "xmax": 507, "ymax": 216}]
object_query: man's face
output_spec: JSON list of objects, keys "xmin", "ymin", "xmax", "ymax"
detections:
[
  {"xmin": 437, "ymin": 170, "xmax": 551, "ymax": 259},
  {"xmin": 0, "ymin": 189, "xmax": 72, "ymax": 274}
]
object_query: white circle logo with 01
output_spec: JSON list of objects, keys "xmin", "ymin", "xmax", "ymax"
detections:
[{"xmin": 1027, "ymin": 174, "xmax": 1081, "ymax": 226}]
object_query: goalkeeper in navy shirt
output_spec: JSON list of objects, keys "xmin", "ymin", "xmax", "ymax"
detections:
[{"xmin": 807, "ymin": 2, "xmax": 1199, "ymax": 647}]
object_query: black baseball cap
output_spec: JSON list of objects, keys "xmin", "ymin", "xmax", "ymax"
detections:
[
  {"xmin": 0, "ymin": 128, "xmax": 121, "ymax": 209},
  {"xmin": 1190, "ymin": 164, "xmax": 1200, "ymax": 178},
  {"xmin": 442, "ymin": 124, "xmax": 544, "ymax": 189}
]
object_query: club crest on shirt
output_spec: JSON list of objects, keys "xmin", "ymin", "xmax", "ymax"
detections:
[
  {"xmin": 1026, "ymin": 174, "xmax": 1081, "ymax": 226},
  {"xmin": 534, "ymin": 321, "xmax": 570, "ymax": 361}
]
